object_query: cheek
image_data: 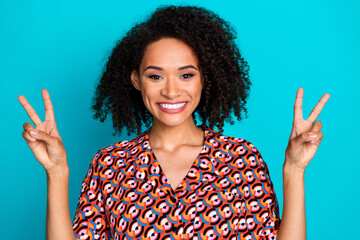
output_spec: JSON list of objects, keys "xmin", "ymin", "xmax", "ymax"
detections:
[
  {"xmin": 140, "ymin": 89, "xmax": 155, "ymax": 109},
  {"xmin": 192, "ymin": 82, "xmax": 203, "ymax": 99}
]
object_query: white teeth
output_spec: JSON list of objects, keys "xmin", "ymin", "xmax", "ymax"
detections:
[{"xmin": 159, "ymin": 102, "xmax": 186, "ymax": 109}]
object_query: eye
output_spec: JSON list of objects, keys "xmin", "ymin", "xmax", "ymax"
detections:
[
  {"xmin": 181, "ymin": 73, "xmax": 194, "ymax": 79},
  {"xmin": 148, "ymin": 75, "xmax": 162, "ymax": 80}
]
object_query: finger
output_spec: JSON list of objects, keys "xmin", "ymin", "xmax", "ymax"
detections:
[
  {"xmin": 42, "ymin": 89, "xmax": 55, "ymax": 121},
  {"xmin": 22, "ymin": 130, "xmax": 37, "ymax": 144},
  {"xmin": 18, "ymin": 95, "xmax": 42, "ymax": 126},
  {"xmin": 311, "ymin": 131, "xmax": 323, "ymax": 145},
  {"xmin": 311, "ymin": 131, "xmax": 324, "ymax": 143},
  {"xmin": 309, "ymin": 121, "xmax": 322, "ymax": 134},
  {"xmin": 311, "ymin": 139, "xmax": 322, "ymax": 146},
  {"xmin": 307, "ymin": 93, "xmax": 330, "ymax": 123},
  {"xmin": 294, "ymin": 87, "xmax": 304, "ymax": 121},
  {"xmin": 290, "ymin": 131, "xmax": 314, "ymax": 149},
  {"xmin": 290, "ymin": 129, "xmax": 323, "ymax": 149},
  {"xmin": 28, "ymin": 129, "xmax": 59, "ymax": 147},
  {"xmin": 23, "ymin": 122, "xmax": 36, "ymax": 131}
]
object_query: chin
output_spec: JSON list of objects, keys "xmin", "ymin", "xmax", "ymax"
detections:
[{"xmin": 154, "ymin": 115, "xmax": 193, "ymax": 127}]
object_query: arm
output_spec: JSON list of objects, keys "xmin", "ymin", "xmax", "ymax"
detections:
[
  {"xmin": 46, "ymin": 166, "xmax": 78, "ymax": 240},
  {"xmin": 18, "ymin": 89, "xmax": 78, "ymax": 240},
  {"xmin": 276, "ymin": 88, "xmax": 330, "ymax": 240},
  {"xmin": 277, "ymin": 164, "xmax": 306, "ymax": 239}
]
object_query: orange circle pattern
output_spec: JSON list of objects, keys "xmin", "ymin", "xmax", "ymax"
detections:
[{"xmin": 72, "ymin": 124, "xmax": 281, "ymax": 239}]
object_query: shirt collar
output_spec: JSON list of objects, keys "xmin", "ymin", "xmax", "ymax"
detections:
[
  {"xmin": 140, "ymin": 123, "xmax": 213, "ymax": 150},
  {"xmin": 137, "ymin": 124, "xmax": 220, "ymax": 190}
]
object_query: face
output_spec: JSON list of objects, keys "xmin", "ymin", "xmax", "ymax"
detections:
[{"xmin": 131, "ymin": 38, "xmax": 203, "ymax": 128}]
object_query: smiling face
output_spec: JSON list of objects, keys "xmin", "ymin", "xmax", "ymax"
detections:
[{"xmin": 131, "ymin": 38, "xmax": 203, "ymax": 128}]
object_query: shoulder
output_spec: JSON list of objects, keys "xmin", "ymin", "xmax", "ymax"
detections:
[
  {"xmin": 204, "ymin": 125, "xmax": 268, "ymax": 172},
  {"xmin": 89, "ymin": 129, "xmax": 150, "ymax": 170},
  {"xmin": 205, "ymin": 125, "xmax": 261, "ymax": 156},
  {"xmin": 202, "ymin": 126, "xmax": 276, "ymax": 197}
]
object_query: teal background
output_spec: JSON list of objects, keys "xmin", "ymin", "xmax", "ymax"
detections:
[{"xmin": 1, "ymin": 0, "xmax": 359, "ymax": 239}]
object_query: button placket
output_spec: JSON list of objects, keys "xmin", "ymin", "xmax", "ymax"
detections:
[
  {"xmin": 171, "ymin": 193, "xmax": 184, "ymax": 234},
  {"xmin": 170, "ymin": 195, "xmax": 177, "ymax": 204},
  {"xmin": 171, "ymin": 221, "xmax": 184, "ymax": 235}
]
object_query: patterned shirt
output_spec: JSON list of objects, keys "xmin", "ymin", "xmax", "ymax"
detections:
[{"xmin": 72, "ymin": 124, "xmax": 281, "ymax": 240}]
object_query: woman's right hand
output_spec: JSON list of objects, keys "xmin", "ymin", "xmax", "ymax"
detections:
[{"xmin": 18, "ymin": 89, "xmax": 68, "ymax": 174}]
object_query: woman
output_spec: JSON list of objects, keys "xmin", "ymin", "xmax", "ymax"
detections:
[{"xmin": 18, "ymin": 5, "xmax": 329, "ymax": 240}]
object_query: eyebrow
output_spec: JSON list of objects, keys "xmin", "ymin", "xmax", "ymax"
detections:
[{"xmin": 143, "ymin": 65, "xmax": 198, "ymax": 72}]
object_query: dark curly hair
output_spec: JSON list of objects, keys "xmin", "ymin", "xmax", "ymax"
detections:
[{"xmin": 92, "ymin": 5, "xmax": 251, "ymax": 136}]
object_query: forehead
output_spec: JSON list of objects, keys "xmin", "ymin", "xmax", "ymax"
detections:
[{"xmin": 140, "ymin": 38, "xmax": 199, "ymax": 68}]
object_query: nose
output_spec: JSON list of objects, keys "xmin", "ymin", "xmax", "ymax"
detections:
[{"xmin": 160, "ymin": 77, "xmax": 182, "ymax": 99}]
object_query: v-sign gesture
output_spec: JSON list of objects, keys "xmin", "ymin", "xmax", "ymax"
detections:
[
  {"xmin": 18, "ymin": 89, "xmax": 68, "ymax": 173},
  {"xmin": 285, "ymin": 88, "xmax": 330, "ymax": 172}
]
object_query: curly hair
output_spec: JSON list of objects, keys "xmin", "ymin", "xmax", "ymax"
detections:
[{"xmin": 92, "ymin": 5, "xmax": 251, "ymax": 136}]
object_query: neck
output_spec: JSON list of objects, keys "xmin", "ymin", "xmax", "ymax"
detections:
[{"xmin": 149, "ymin": 118, "xmax": 204, "ymax": 151}]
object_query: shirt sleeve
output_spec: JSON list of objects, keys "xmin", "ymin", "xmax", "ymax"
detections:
[
  {"xmin": 72, "ymin": 150, "xmax": 111, "ymax": 240},
  {"xmin": 240, "ymin": 141, "xmax": 281, "ymax": 240}
]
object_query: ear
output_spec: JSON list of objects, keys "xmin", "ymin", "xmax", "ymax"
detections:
[{"xmin": 130, "ymin": 70, "xmax": 141, "ymax": 91}]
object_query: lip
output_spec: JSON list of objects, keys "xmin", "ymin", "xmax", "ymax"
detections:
[
  {"xmin": 156, "ymin": 102, "xmax": 188, "ymax": 114},
  {"xmin": 157, "ymin": 101, "xmax": 187, "ymax": 104}
]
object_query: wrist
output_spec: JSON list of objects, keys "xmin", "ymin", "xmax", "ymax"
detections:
[
  {"xmin": 46, "ymin": 164, "xmax": 69, "ymax": 179},
  {"xmin": 283, "ymin": 161, "xmax": 306, "ymax": 175},
  {"xmin": 283, "ymin": 161, "xmax": 305, "ymax": 187}
]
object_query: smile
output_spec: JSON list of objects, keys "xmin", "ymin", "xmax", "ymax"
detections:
[
  {"xmin": 158, "ymin": 102, "xmax": 187, "ymax": 109},
  {"xmin": 157, "ymin": 102, "xmax": 188, "ymax": 113}
]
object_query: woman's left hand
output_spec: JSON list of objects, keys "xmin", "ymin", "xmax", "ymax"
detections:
[{"xmin": 285, "ymin": 88, "xmax": 330, "ymax": 172}]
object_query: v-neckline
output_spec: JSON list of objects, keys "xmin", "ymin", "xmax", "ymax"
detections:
[{"xmin": 144, "ymin": 124, "xmax": 208, "ymax": 194}]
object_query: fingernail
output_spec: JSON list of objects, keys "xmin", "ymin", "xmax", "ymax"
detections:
[
  {"xmin": 309, "ymin": 133, "xmax": 316, "ymax": 139},
  {"xmin": 29, "ymin": 137, "xmax": 36, "ymax": 142},
  {"xmin": 30, "ymin": 130, "xmax": 38, "ymax": 135}
]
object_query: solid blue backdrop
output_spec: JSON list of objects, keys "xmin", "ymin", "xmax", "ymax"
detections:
[{"xmin": 1, "ymin": 0, "xmax": 359, "ymax": 239}]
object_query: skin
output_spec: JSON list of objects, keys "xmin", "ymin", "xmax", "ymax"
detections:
[
  {"xmin": 18, "ymin": 90, "xmax": 75, "ymax": 240},
  {"xmin": 278, "ymin": 88, "xmax": 330, "ymax": 239},
  {"xmin": 130, "ymin": 38, "xmax": 205, "ymax": 191},
  {"xmin": 18, "ymin": 37, "xmax": 329, "ymax": 240}
]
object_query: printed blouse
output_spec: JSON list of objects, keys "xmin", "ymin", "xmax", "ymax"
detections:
[{"xmin": 72, "ymin": 124, "xmax": 281, "ymax": 240}]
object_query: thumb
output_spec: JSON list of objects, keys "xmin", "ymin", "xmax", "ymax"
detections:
[
  {"xmin": 29, "ymin": 129, "xmax": 59, "ymax": 147},
  {"xmin": 289, "ymin": 131, "xmax": 317, "ymax": 150}
]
